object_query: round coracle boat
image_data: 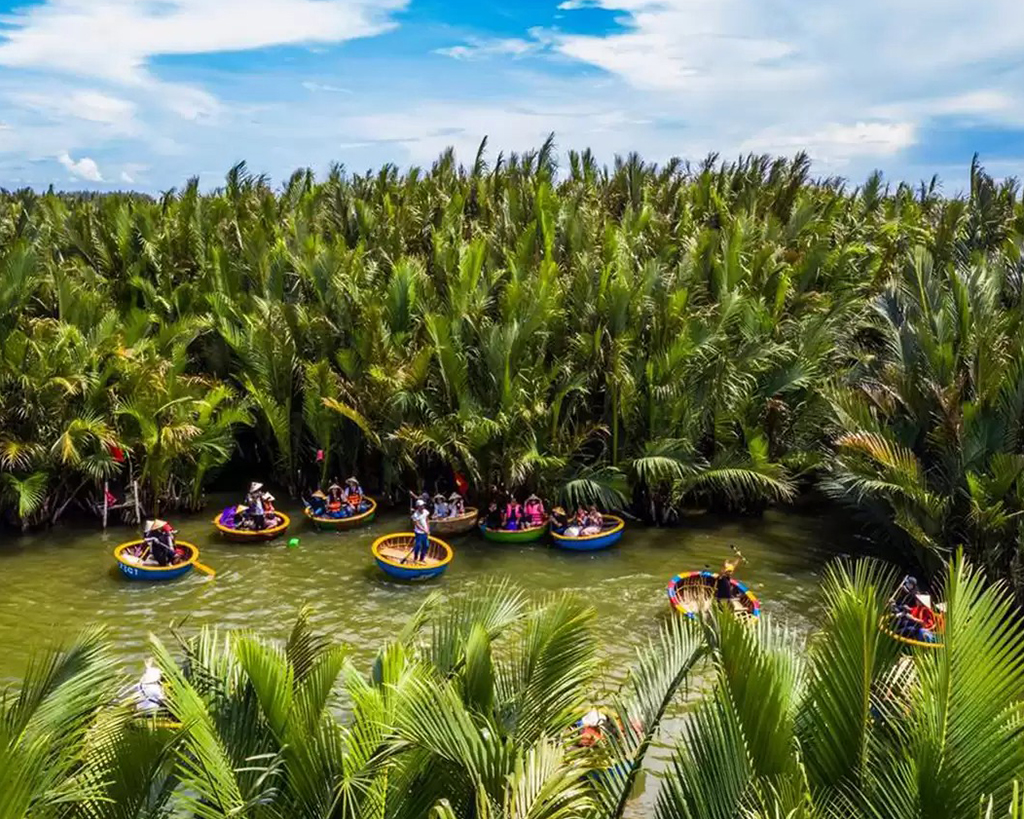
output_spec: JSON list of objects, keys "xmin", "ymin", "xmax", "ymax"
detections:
[
  {"xmin": 304, "ymin": 497, "xmax": 377, "ymax": 531},
  {"xmin": 114, "ymin": 540, "xmax": 201, "ymax": 581},
  {"xmin": 551, "ymin": 515, "xmax": 625, "ymax": 551},
  {"xmin": 371, "ymin": 532, "xmax": 453, "ymax": 580},
  {"xmin": 879, "ymin": 595, "xmax": 945, "ymax": 649},
  {"xmin": 479, "ymin": 520, "xmax": 548, "ymax": 543},
  {"xmin": 666, "ymin": 570, "xmax": 760, "ymax": 620},
  {"xmin": 213, "ymin": 511, "xmax": 290, "ymax": 542},
  {"xmin": 430, "ymin": 507, "xmax": 479, "ymax": 535}
]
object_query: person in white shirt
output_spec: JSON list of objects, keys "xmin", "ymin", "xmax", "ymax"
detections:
[{"xmin": 407, "ymin": 498, "xmax": 431, "ymax": 563}]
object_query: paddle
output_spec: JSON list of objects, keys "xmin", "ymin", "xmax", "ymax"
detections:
[{"xmin": 193, "ymin": 561, "xmax": 216, "ymax": 577}]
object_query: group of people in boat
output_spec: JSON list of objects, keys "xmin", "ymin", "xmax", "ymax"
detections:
[
  {"xmin": 306, "ymin": 477, "xmax": 370, "ymax": 519},
  {"xmin": 550, "ymin": 505, "xmax": 605, "ymax": 536},
  {"xmin": 889, "ymin": 575, "xmax": 941, "ymax": 643},
  {"xmin": 408, "ymin": 490, "xmax": 466, "ymax": 519},
  {"xmin": 483, "ymin": 494, "xmax": 547, "ymax": 530},
  {"xmin": 219, "ymin": 482, "xmax": 282, "ymax": 531}
]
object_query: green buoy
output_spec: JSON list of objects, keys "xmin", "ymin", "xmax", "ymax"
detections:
[{"xmin": 288, "ymin": 537, "xmax": 300, "ymax": 549}]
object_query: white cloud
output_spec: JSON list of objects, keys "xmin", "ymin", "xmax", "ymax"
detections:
[
  {"xmin": 12, "ymin": 90, "xmax": 135, "ymax": 127},
  {"xmin": 436, "ymin": 37, "xmax": 542, "ymax": 61},
  {"xmin": 740, "ymin": 122, "xmax": 917, "ymax": 167},
  {"xmin": 302, "ymin": 81, "xmax": 353, "ymax": 94},
  {"xmin": 58, "ymin": 151, "xmax": 103, "ymax": 182},
  {"xmin": 0, "ymin": 0, "xmax": 408, "ymax": 85}
]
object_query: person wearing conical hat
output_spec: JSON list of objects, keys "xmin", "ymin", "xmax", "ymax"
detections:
[
  {"xmin": 448, "ymin": 491, "xmax": 465, "ymax": 517},
  {"xmin": 135, "ymin": 657, "xmax": 165, "ymax": 715},
  {"xmin": 433, "ymin": 493, "xmax": 449, "ymax": 519},
  {"xmin": 343, "ymin": 476, "xmax": 365, "ymax": 511},
  {"xmin": 550, "ymin": 505, "xmax": 568, "ymax": 533},
  {"xmin": 327, "ymin": 482, "xmax": 343, "ymax": 515},
  {"xmin": 145, "ymin": 518, "xmax": 176, "ymax": 566},
  {"xmin": 524, "ymin": 494, "xmax": 546, "ymax": 528},
  {"xmin": 715, "ymin": 549, "xmax": 745, "ymax": 611}
]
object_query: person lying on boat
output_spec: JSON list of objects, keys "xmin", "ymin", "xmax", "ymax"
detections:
[
  {"xmin": 433, "ymin": 493, "xmax": 449, "ymax": 518},
  {"xmin": 550, "ymin": 506, "xmax": 568, "ymax": 533},
  {"xmin": 402, "ymin": 498, "xmax": 431, "ymax": 564},
  {"xmin": 343, "ymin": 477, "xmax": 370, "ymax": 511},
  {"xmin": 484, "ymin": 500, "xmax": 502, "ymax": 530},
  {"xmin": 448, "ymin": 492, "xmax": 465, "ymax": 517},
  {"xmin": 715, "ymin": 552, "xmax": 746, "ymax": 612},
  {"xmin": 523, "ymin": 494, "xmax": 546, "ymax": 527},
  {"xmin": 582, "ymin": 505, "xmax": 603, "ymax": 535}
]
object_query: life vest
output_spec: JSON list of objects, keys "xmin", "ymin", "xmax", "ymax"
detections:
[
  {"xmin": 910, "ymin": 605, "xmax": 936, "ymax": 630},
  {"xmin": 347, "ymin": 493, "xmax": 362, "ymax": 506}
]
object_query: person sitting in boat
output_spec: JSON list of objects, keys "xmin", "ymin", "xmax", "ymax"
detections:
[
  {"xmin": 523, "ymin": 494, "xmax": 545, "ymax": 528},
  {"xmin": 433, "ymin": 493, "xmax": 449, "ymax": 519},
  {"xmin": 261, "ymin": 492, "xmax": 279, "ymax": 526},
  {"xmin": 343, "ymin": 477, "xmax": 367, "ymax": 511},
  {"xmin": 144, "ymin": 519, "xmax": 177, "ymax": 566},
  {"xmin": 504, "ymin": 498, "xmax": 523, "ymax": 530},
  {"xmin": 582, "ymin": 505, "xmax": 603, "ymax": 535},
  {"xmin": 484, "ymin": 499, "xmax": 502, "ymax": 530},
  {"xmin": 448, "ymin": 492, "xmax": 465, "ymax": 517},
  {"xmin": 134, "ymin": 658, "xmax": 166, "ymax": 716},
  {"xmin": 307, "ymin": 490, "xmax": 328, "ymax": 517},
  {"xmin": 550, "ymin": 506, "xmax": 568, "ymax": 534},
  {"xmin": 326, "ymin": 483, "xmax": 345, "ymax": 516},
  {"xmin": 715, "ymin": 553, "xmax": 745, "ymax": 612},
  {"xmin": 219, "ymin": 505, "xmax": 237, "ymax": 529},
  {"xmin": 564, "ymin": 506, "xmax": 587, "ymax": 537}
]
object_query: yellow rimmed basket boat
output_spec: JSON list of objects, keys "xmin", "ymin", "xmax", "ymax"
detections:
[
  {"xmin": 879, "ymin": 611, "xmax": 945, "ymax": 649},
  {"xmin": 213, "ymin": 511, "xmax": 291, "ymax": 542},
  {"xmin": 666, "ymin": 570, "xmax": 760, "ymax": 621},
  {"xmin": 431, "ymin": 507, "xmax": 479, "ymax": 536},
  {"xmin": 114, "ymin": 540, "xmax": 211, "ymax": 581},
  {"xmin": 371, "ymin": 532, "xmax": 453, "ymax": 581},
  {"xmin": 304, "ymin": 497, "xmax": 377, "ymax": 531}
]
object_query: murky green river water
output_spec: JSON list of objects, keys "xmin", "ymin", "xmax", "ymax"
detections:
[{"xmin": 0, "ymin": 497, "xmax": 852, "ymax": 815}]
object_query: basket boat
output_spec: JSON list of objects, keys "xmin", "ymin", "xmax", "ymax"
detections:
[
  {"xmin": 666, "ymin": 570, "xmax": 760, "ymax": 620},
  {"xmin": 213, "ymin": 511, "xmax": 291, "ymax": 542},
  {"xmin": 371, "ymin": 532, "xmax": 453, "ymax": 580},
  {"xmin": 431, "ymin": 507, "xmax": 479, "ymax": 535},
  {"xmin": 551, "ymin": 515, "xmax": 625, "ymax": 551},
  {"xmin": 304, "ymin": 497, "xmax": 377, "ymax": 531},
  {"xmin": 479, "ymin": 520, "xmax": 548, "ymax": 543},
  {"xmin": 114, "ymin": 540, "xmax": 200, "ymax": 581}
]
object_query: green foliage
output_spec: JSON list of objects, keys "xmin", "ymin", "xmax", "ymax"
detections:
[{"xmin": 4, "ymin": 150, "xmax": 1024, "ymax": 601}]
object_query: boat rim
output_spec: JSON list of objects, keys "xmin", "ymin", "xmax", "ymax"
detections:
[
  {"xmin": 551, "ymin": 514, "xmax": 625, "ymax": 542},
  {"xmin": 878, "ymin": 614, "xmax": 944, "ymax": 649},
  {"xmin": 479, "ymin": 519, "xmax": 549, "ymax": 535},
  {"xmin": 371, "ymin": 532, "xmax": 454, "ymax": 569},
  {"xmin": 114, "ymin": 539, "xmax": 199, "ymax": 572},
  {"xmin": 433, "ymin": 506, "xmax": 478, "ymax": 523},
  {"xmin": 303, "ymin": 497, "xmax": 377, "ymax": 524},
  {"xmin": 212, "ymin": 510, "xmax": 292, "ymax": 536}
]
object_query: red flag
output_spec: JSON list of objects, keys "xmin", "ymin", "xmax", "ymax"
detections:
[
  {"xmin": 316, "ymin": 449, "xmax": 324, "ymax": 462},
  {"xmin": 104, "ymin": 489, "xmax": 118, "ymax": 507},
  {"xmin": 454, "ymin": 472, "xmax": 468, "ymax": 495},
  {"xmin": 108, "ymin": 444, "xmax": 125, "ymax": 463}
]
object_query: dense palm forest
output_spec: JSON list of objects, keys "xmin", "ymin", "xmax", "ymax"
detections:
[
  {"xmin": 6, "ymin": 556, "xmax": 1024, "ymax": 818},
  {"xmin": 2, "ymin": 142, "xmax": 1024, "ymax": 592}
]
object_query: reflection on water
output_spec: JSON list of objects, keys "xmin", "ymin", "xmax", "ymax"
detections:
[{"xmin": 0, "ymin": 498, "xmax": 853, "ymax": 816}]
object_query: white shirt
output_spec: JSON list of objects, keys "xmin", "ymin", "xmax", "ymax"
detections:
[{"xmin": 412, "ymin": 508, "xmax": 430, "ymax": 534}]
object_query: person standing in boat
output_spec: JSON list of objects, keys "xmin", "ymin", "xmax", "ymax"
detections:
[
  {"xmin": 406, "ymin": 498, "xmax": 431, "ymax": 563},
  {"xmin": 715, "ymin": 551, "xmax": 745, "ymax": 610}
]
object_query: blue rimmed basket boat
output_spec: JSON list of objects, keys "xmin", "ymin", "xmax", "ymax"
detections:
[
  {"xmin": 551, "ymin": 515, "xmax": 625, "ymax": 551},
  {"xmin": 304, "ymin": 497, "xmax": 377, "ymax": 531},
  {"xmin": 666, "ymin": 570, "xmax": 760, "ymax": 621},
  {"xmin": 213, "ymin": 511, "xmax": 291, "ymax": 542},
  {"xmin": 114, "ymin": 540, "xmax": 204, "ymax": 581},
  {"xmin": 371, "ymin": 532, "xmax": 453, "ymax": 581}
]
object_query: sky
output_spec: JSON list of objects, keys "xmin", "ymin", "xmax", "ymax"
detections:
[{"xmin": 0, "ymin": 0, "xmax": 1022, "ymax": 193}]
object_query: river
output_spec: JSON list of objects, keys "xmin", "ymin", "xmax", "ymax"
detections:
[{"xmin": 0, "ymin": 497, "xmax": 852, "ymax": 814}]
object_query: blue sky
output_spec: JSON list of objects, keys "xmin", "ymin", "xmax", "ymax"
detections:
[{"xmin": 0, "ymin": 0, "xmax": 1021, "ymax": 193}]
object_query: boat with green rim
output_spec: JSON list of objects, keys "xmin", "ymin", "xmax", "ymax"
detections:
[
  {"xmin": 480, "ymin": 520, "xmax": 548, "ymax": 543},
  {"xmin": 304, "ymin": 497, "xmax": 377, "ymax": 531}
]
